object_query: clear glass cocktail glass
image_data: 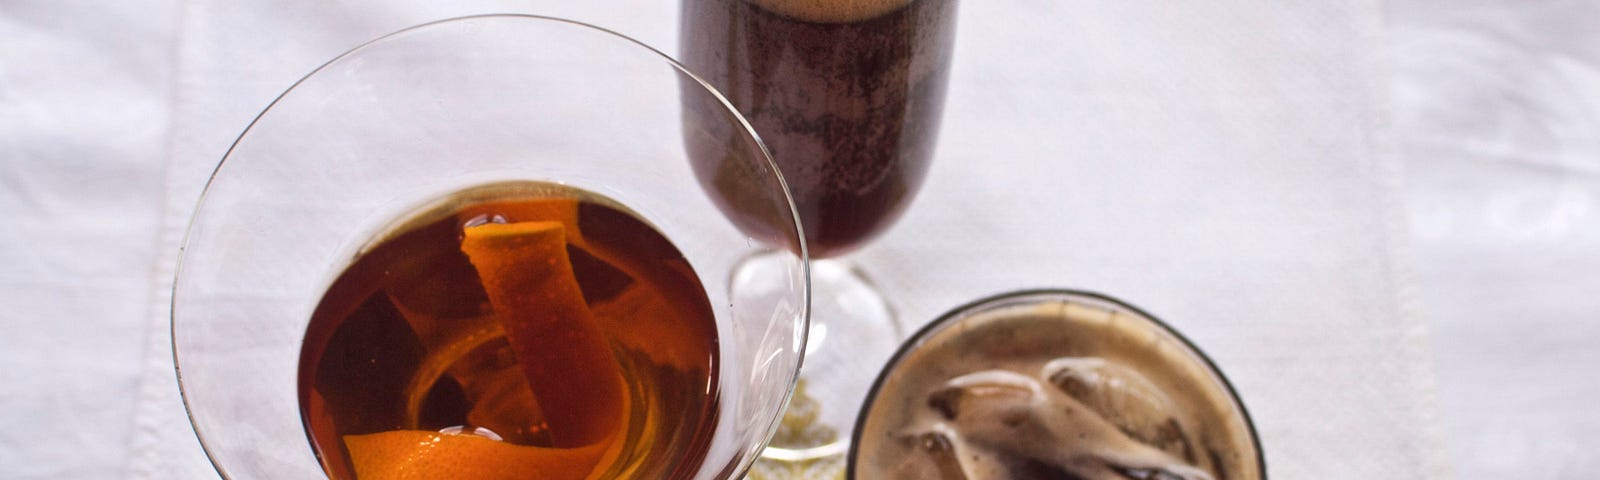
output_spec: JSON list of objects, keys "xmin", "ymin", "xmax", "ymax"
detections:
[{"xmin": 173, "ymin": 15, "xmax": 809, "ymax": 479}]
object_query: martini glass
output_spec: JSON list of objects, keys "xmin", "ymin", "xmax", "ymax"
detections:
[{"xmin": 172, "ymin": 15, "xmax": 808, "ymax": 479}]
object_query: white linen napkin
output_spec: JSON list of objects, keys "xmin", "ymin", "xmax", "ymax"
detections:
[
  {"xmin": 129, "ymin": 1, "xmax": 1447, "ymax": 478},
  {"xmin": 0, "ymin": 1, "xmax": 175, "ymax": 478},
  {"xmin": 1388, "ymin": 0, "xmax": 1600, "ymax": 476}
]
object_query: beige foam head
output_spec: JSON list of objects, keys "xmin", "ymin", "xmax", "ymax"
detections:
[{"xmin": 749, "ymin": 0, "xmax": 914, "ymax": 23}]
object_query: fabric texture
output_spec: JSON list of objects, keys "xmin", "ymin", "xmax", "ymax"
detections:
[{"xmin": 25, "ymin": 0, "xmax": 1600, "ymax": 478}]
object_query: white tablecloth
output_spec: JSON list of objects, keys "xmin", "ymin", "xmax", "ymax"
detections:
[
  {"xmin": 2, "ymin": 0, "xmax": 1595, "ymax": 478},
  {"xmin": 1388, "ymin": 0, "xmax": 1600, "ymax": 476}
]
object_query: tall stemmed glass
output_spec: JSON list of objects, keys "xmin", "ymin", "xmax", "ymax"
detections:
[
  {"xmin": 173, "ymin": 15, "xmax": 808, "ymax": 479},
  {"xmin": 680, "ymin": 0, "xmax": 959, "ymax": 467}
]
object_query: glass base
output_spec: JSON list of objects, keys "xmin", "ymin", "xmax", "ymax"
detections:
[{"xmin": 736, "ymin": 251, "xmax": 903, "ymax": 475}]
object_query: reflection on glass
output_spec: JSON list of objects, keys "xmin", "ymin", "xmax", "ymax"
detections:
[
  {"xmin": 680, "ymin": 0, "xmax": 960, "ymax": 468},
  {"xmin": 173, "ymin": 15, "xmax": 808, "ymax": 480}
]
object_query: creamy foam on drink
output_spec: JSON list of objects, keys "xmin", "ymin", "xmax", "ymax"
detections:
[
  {"xmin": 853, "ymin": 294, "xmax": 1261, "ymax": 479},
  {"xmin": 749, "ymin": 0, "xmax": 913, "ymax": 22}
]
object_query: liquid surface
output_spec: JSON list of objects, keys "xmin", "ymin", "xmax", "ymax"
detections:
[
  {"xmin": 855, "ymin": 296, "xmax": 1261, "ymax": 480},
  {"xmin": 749, "ymin": 0, "xmax": 913, "ymax": 23},
  {"xmin": 681, "ymin": 0, "xmax": 957, "ymax": 257},
  {"xmin": 298, "ymin": 181, "xmax": 719, "ymax": 479}
]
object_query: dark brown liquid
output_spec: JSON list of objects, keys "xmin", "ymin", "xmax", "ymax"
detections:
[
  {"xmin": 681, "ymin": 0, "xmax": 958, "ymax": 258},
  {"xmin": 298, "ymin": 182, "xmax": 718, "ymax": 479}
]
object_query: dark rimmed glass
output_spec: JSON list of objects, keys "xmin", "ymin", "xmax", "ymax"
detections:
[{"xmin": 847, "ymin": 289, "xmax": 1266, "ymax": 479}]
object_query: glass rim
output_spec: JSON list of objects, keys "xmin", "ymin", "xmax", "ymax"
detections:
[
  {"xmin": 170, "ymin": 13, "xmax": 811, "ymax": 480},
  {"xmin": 844, "ymin": 288, "xmax": 1267, "ymax": 478}
]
